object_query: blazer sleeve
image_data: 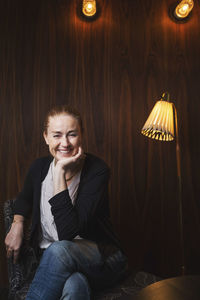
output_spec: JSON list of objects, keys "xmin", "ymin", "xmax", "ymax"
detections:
[
  {"xmin": 49, "ymin": 165, "xmax": 110, "ymax": 241},
  {"xmin": 13, "ymin": 164, "xmax": 34, "ymax": 217}
]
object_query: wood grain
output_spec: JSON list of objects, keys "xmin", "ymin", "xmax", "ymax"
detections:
[{"xmin": 1, "ymin": 0, "xmax": 200, "ymax": 286}]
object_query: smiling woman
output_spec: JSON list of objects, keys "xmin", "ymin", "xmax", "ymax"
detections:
[
  {"xmin": 4, "ymin": 105, "xmax": 128, "ymax": 300},
  {"xmin": 44, "ymin": 114, "xmax": 82, "ymax": 160}
]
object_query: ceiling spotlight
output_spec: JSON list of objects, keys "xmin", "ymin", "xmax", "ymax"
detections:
[
  {"xmin": 174, "ymin": 0, "xmax": 194, "ymax": 20},
  {"xmin": 82, "ymin": 0, "xmax": 97, "ymax": 17}
]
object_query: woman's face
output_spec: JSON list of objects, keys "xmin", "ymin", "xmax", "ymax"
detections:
[{"xmin": 43, "ymin": 113, "xmax": 82, "ymax": 162}]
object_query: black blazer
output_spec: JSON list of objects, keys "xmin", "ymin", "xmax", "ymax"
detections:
[{"xmin": 14, "ymin": 153, "xmax": 121, "ymax": 258}]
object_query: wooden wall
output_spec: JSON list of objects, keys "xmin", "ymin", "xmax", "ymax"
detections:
[{"xmin": 1, "ymin": 0, "xmax": 200, "ymax": 286}]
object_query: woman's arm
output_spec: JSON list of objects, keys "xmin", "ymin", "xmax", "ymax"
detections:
[
  {"xmin": 53, "ymin": 147, "xmax": 83, "ymax": 195},
  {"xmin": 5, "ymin": 215, "xmax": 24, "ymax": 263},
  {"xmin": 5, "ymin": 159, "xmax": 36, "ymax": 263},
  {"xmin": 13, "ymin": 162, "xmax": 34, "ymax": 216},
  {"xmin": 49, "ymin": 159, "xmax": 110, "ymax": 241}
]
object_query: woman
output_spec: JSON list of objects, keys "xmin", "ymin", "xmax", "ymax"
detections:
[{"xmin": 5, "ymin": 105, "xmax": 127, "ymax": 300}]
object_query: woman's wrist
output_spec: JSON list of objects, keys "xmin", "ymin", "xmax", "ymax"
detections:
[
  {"xmin": 13, "ymin": 215, "xmax": 24, "ymax": 224},
  {"xmin": 12, "ymin": 219, "xmax": 24, "ymax": 224}
]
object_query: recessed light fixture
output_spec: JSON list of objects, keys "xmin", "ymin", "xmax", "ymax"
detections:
[
  {"xmin": 82, "ymin": 0, "xmax": 97, "ymax": 17},
  {"xmin": 174, "ymin": 0, "xmax": 194, "ymax": 20}
]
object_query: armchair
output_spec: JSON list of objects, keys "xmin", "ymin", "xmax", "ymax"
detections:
[{"xmin": 4, "ymin": 199, "xmax": 161, "ymax": 300}]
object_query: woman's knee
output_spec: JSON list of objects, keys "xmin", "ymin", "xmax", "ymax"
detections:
[
  {"xmin": 47, "ymin": 241, "xmax": 72, "ymax": 254},
  {"xmin": 42, "ymin": 241, "xmax": 75, "ymax": 269}
]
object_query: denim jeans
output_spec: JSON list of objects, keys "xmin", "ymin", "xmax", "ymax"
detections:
[{"xmin": 25, "ymin": 239, "xmax": 127, "ymax": 300}]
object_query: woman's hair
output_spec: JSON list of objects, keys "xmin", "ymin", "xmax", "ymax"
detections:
[{"xmin": 43, "ymin": 105, "xmax": 83, "ymax": 134}]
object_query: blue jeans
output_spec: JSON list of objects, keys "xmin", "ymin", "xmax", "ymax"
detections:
[{"xmin": 25, "ymin": 239, "xmax": 127, "ymax": 300}]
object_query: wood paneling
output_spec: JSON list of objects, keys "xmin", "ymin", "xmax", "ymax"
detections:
[{"xmin": 1, "ymin": 0, "xmax": 200, "ymax": 286}]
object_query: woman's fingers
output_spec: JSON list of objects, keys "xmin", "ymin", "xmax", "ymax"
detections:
[
  {"xmin": 73, "ymin": 146, "xmax": 83, "ymax": 160},
  {"xmin": 6, "ymin": 247, "xmax": 20, "ymax": 264},
  {"xmin": 56, "ymin": 147, "xmax": 84, "ymax": 169},
  {"xmin": 6, "ymin": 248, "xmax": 13, "ymax": 257},
  {"xmin": 5, "ymin": 222, "xmax": 24, "ymax": 264},
  {"xmin": 13, "ymin": 249, "xmax": 20, "ymax": 264},
  {"xmin": 6, "ymin": 247, "xmax": 14, "ymax": 260}
]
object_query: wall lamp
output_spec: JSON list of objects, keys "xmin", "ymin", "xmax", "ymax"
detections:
[
  {"xmin": 82, "ymin": 0, "xmax": 97, "ymax": 17},
  {"xmin": 173, "ymin": 0, "xmax": 194, "ymax": 21}
]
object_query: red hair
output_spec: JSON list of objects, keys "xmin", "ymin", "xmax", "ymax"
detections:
[{"xmin": 44, "ymin": 105, "xmax": 83, "ymax": 134}]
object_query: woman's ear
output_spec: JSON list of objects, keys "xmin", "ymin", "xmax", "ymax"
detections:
[{"xmin": 43, "ymin": 131, "xmax": 49, "ymax": 145}]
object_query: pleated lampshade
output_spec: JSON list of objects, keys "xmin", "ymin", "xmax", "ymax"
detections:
[{"xmin": 141, "ymin": 99, "xmax": 175, "ymax": 141}]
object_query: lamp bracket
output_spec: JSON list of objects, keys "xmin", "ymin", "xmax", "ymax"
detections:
[{"xmin": 161, "ymin": 92, "xmax": 170, "ymax": 102}]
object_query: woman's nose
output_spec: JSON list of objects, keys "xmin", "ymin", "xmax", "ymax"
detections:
[{"xmin": 61, "ymin": 136, "xmax": 70, "ymax": 146}]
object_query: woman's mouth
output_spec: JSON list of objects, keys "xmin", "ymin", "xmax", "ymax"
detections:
[{"xmin": 57, "ymin": 148, "xmax": 73, "ymax": 154}]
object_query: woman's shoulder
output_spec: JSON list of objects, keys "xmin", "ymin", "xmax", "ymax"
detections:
[
  {"xmin": 30, "ymin": 155, "xmax": 52, "ymax": 166},
  {"xmin": 85, "ymin": 153, "xmax": 109, "ymax": 169},
  {"xmin": 28, "ymin": 156, "xmax": 53, "ymax": 174},
  {"xmin": 83, "ymin": 153, "xmax": 110, "ymax": 178}
]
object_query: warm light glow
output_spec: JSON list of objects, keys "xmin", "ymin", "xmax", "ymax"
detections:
[
  {"xmin": 87, "ymin": 3, "xmax": 93, "ymax": 11},
  {"xmin": 82, "ymin": 0, "xmax": 96, "ymax": 17},
  {"xmin": 141, "ymin": 96, "xmax": 175, "ymax": 141},
  {"xmin": 181, "ymin": 4, "xmax": 189, "ymax": 11},
  {"xmin": 174, "ymin": 0, "xmax": 194, "ymax": 19}
]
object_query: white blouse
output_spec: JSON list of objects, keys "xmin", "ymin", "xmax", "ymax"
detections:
[{"xmin": 39, "ymin": 159, "xmax": 81, "ymax": 249}]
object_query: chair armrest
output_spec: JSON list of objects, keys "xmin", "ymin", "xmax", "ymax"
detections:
[{"xmin": 4, "ymin": 199, "xmax": 38, "ymax": 300}]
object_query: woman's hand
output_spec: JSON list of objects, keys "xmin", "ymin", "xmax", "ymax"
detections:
[
  {"xmin": 5, "ymin": 216, "xmax": 24, "ymax": 264},
  {"xmin": 55, "ymin": 147, "xmax": 84, "ymax": 171},
  {"xmin": 53, "ymin": 147, "xmax": 84, "ymax": 195}
]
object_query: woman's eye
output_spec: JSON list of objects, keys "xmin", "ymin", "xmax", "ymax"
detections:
[
  {"xmin": 69, "ymin": 133, "xmax": 77, "ymax": 137},
  {"xmin": 53, "ymin": 135, "xmax": 61, "ymax": 138}
]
